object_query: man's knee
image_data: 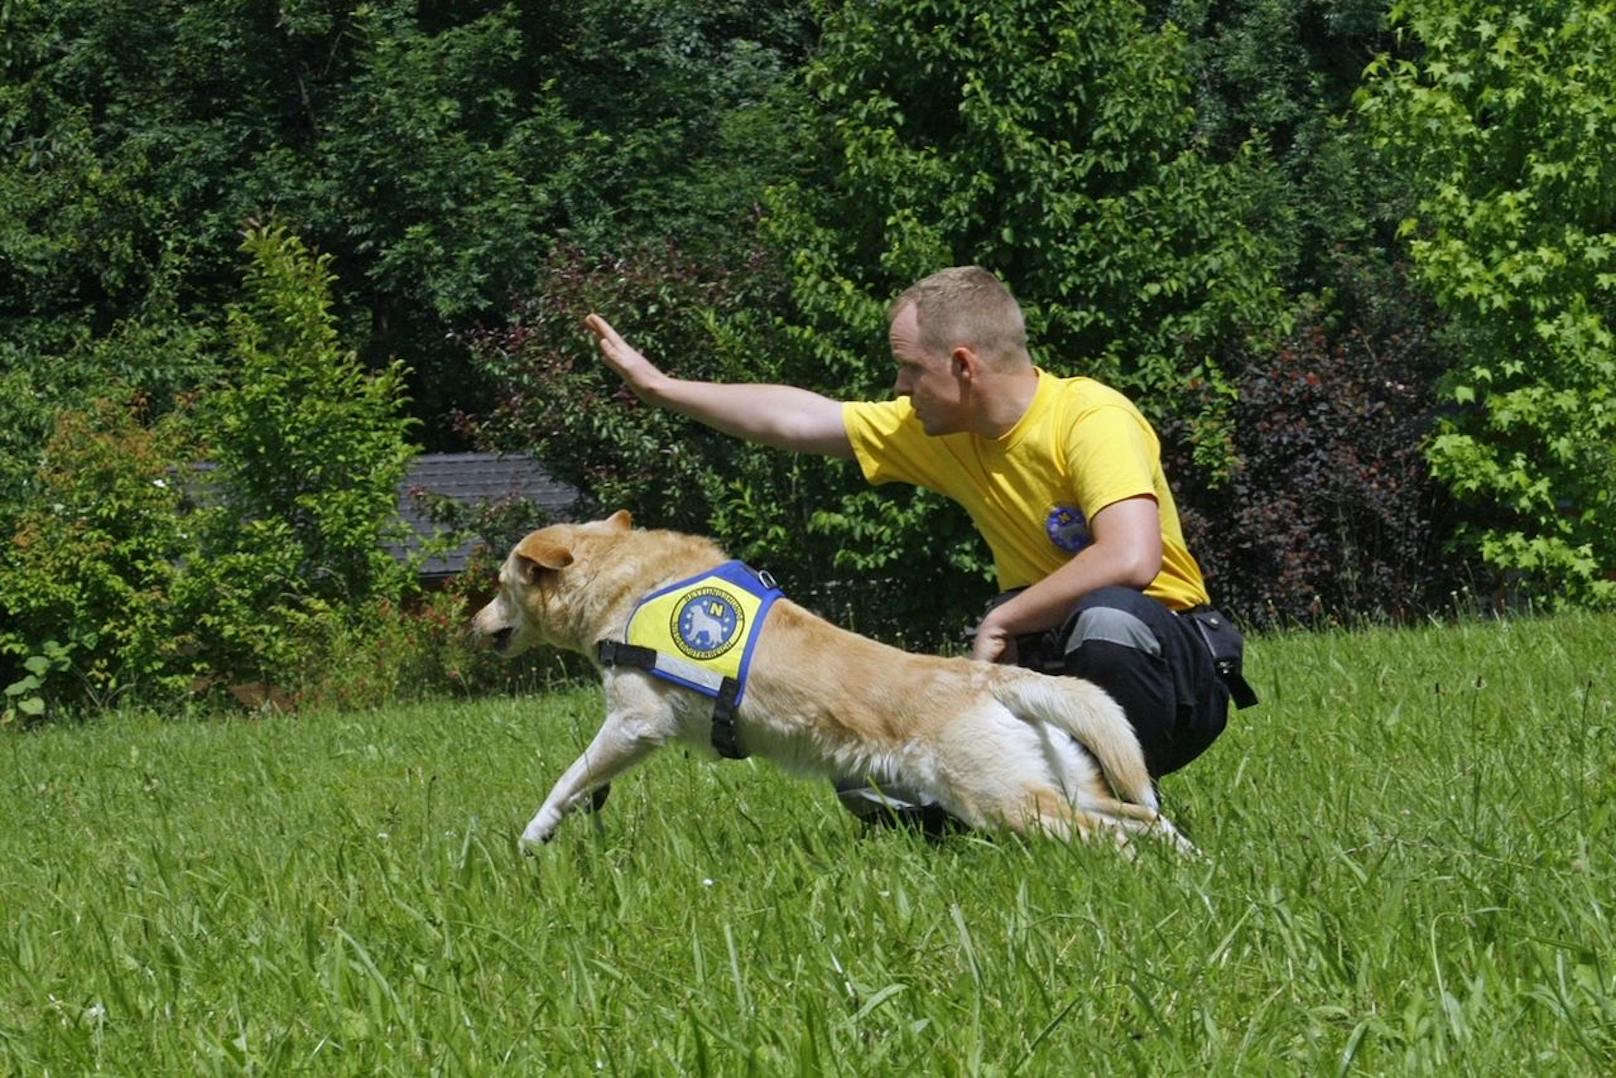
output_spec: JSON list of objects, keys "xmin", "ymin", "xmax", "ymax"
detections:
[{"xmin": 1064, "ymin": 592, "xmax": 1163, "ymax": 661}]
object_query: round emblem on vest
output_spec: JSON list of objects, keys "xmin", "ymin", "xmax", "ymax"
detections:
[
  {"xmin": 672, "ymin": 586, "xmax": 745, "ymax": 660},
  {"xmin": 1045, "ymin": 504, "xmax": 1090, "ymax": 553}
]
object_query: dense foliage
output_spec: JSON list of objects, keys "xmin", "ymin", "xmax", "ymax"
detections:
[
  {"xmin": 0, "ymin": 398, "xmax": 197, "ymax": 713},
  {"xmin": 1362, "ymin": 0, "xmax": 1616, "ymax": 605},
  {"xmin": 179, "ymin": 225, "xmax": 419, "ymax": 682},
  {"xmin": 0, "ymin": 0, "xmax": 814, "ymax": 447},
  {"xmin": 5, "ymin": 0, "xmax": 1614, "ymax": 713},
  {"xmin": 772, "ymin": 0, "xmax": 1290, "ymax": 405},
  {"xmin": 1, "ymin": 228, "xmax": 419, "ymax": 716},
  {"xmin": 1168, "ymin": 299, "xmax": 1456, "ymax": 627}
]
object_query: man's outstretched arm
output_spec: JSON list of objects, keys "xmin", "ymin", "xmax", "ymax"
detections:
[{"xmin": 586, "ymin": 314, "xmax": 854, "ymax": 459}]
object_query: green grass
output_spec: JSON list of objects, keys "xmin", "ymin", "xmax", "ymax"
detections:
[{"xmin": 3, "ymin": 613, "xmax": 1614, "ymax": 1074}]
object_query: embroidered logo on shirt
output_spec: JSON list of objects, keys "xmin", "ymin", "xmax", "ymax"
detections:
[
  {"xmin": 672, "ymin": 587, "xmax": 744, "ymax": 660},
  {"xmin": 1045, "ymin": 505, "xmax": 1090, "ymax": 553}
]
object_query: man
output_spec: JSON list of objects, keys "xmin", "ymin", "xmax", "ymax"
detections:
[{"xmin": 585, "ymin": 266, "xmax": 1252, "ymax": 824}]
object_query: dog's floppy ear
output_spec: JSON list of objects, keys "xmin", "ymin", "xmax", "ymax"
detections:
[
  {"xmin": 514, "ymin": 532, "xmax": 573, "ymax": 578},
  {"xmin": 604, "ymin": 509, "xmax": 633, "ymax": 532}
]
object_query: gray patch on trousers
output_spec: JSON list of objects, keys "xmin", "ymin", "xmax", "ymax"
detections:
[{"xmin": 1064, "ymin": 606, "xmax": 1161, "ymax": 657}]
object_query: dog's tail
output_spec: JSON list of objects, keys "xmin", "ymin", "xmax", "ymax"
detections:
[{"xmin": 990, "ymin": 669, "xmax": 1158, "ymax": 812}]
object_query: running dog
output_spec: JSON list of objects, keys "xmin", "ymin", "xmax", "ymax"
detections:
[{"xmin": 472, "ymin": 511, "xmax": 1187, "ymax": 850}]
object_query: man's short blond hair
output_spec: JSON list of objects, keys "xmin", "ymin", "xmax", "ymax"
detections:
[{"xmin": 889, "ymin": 266, "xmax": 1029, "ymax": 370}]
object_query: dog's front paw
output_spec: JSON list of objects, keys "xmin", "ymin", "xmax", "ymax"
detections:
[{"xmin": 520, "ymin": 810, "xmax": 562, "ymax": 850}]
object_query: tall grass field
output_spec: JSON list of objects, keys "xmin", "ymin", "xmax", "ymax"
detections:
[{"xmin": 3, "ymin": 613, "xmax": 1614, "ymax": 1073}]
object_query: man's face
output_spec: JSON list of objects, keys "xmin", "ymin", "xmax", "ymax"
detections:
[{"xmin": 889, "ymin": 303, "xmax": 966, "ymax": 436}]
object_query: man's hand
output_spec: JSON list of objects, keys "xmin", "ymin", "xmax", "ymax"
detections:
[
  {"xmin": 970, "ymin": 614, "xmax": 1019, "ymax": 665},
  {"xmin": 582, "ymin": 311, "xmax": 854, "ymax": 458},
  {"xmin": 966, "ymin": 496, "xmax": 1164, "ymax": 666},
  {"xmin": 585, "ymin": 314, "xmax": 667, "ymax": 401}
]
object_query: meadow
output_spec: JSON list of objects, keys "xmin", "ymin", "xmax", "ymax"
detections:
[{"xmin": 2, "ymin": 612, "xmax": 1613, "ymax": 1074}]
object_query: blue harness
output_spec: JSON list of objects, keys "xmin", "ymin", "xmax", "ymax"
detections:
[{"xmin": 596, "ymin": 561, "xmax": 784, "ymax": 759}]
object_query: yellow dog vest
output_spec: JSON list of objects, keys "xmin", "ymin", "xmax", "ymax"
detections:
[{"xmin": 618, "ymin": 560, "xmax": 783, "ymax": 706}]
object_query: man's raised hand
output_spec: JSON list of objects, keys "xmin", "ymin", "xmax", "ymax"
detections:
[
  {"xmin": 585, "ymin": 314, "xmax": 666, "ymax": 400},
  {"xmin": 582, "ymin": 311, "xmax": 853, "ymax": 458}
]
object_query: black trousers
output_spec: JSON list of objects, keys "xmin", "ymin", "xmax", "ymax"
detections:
[{"xmin": 1046, "ymin": 586, "xmax": 1229, "ymax": 777}]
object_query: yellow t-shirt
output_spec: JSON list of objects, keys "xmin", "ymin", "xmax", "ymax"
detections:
[{"xmin": 841, "ymin": 370, "xmax": 1209, "ymax": 610}]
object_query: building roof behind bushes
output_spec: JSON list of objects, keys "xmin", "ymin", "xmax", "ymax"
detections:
[{"xmin": 390, "ymin": 453, "xmax": 579, "ymax": 581}]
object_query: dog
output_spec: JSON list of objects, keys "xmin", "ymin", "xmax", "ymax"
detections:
[{"xmin": 472, "ymin": 511, "xmax": 1187, "ymax": 850}]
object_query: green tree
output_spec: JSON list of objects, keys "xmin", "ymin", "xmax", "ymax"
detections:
[
  {"xmin": 1361, "ymin": 0, "xmax": 1616, "ymax": 605},
  {"xmin": 754, "ymin": 0, "xmax": 1288, "ymax": 603},
  {"xmin": 194, "ymin": 224, "xmax": 417, "ymax": 616},
  {"xmin": 771, "ymin": 0, "xmax": 1286, "ymax": 396},
  {"xmin": 1150, "ymin": 0, "xmax": 1417, "ymax": 308},
  {"xmin": 1, "ymin": 0, "xmax": 814, "ymax": 447}
]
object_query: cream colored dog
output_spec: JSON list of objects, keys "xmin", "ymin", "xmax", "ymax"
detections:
[{"xmin": 472, "ymin": 511, "xmax": 1186, "ymax": 850}]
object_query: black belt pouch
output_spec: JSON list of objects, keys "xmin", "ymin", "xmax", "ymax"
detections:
[{"xmin": 1183, "ymin": 608, "xmax": 1259, "ymax": 709}]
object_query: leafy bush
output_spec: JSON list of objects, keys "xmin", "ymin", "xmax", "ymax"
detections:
[
  {"xmin": 0, "ymin": 269, "xmax": 220, "ymax": 541},
  {"xmin": 293, "ymin": 481, "xmax": 603, "ymax": 709},
  {"xmin": 1, "ymin": 226, "xmax": 425, "ymax": 715},
  {"xmin": 0, "ymin": 397, "xmax": 198, "ymax": 712},
  {"xmin": 305, "ymin": 490, "xmax": 594, "ymax": 707},
  {"xmin": 1, "ymin": 639, "xmax": 71, "ymax": 727},
  {"xmin": 1167, "ymin": 294, "xmax": 1463, "ymax": 628},
  {"xmin": 295, "ymin": 590, "xmax": 569, "ymax": 712},
  {"xmin": 1361, "ymin": 0, "xmax": 1616, "ymax": 606},
  {"xmin": 178, "ymin": 224, "xmax": 419, "ymax": 685}
]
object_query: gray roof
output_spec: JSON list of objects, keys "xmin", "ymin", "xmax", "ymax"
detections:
[{"xmin": 390, "ymin": 452, "xmax": 578, "ymax": 578}]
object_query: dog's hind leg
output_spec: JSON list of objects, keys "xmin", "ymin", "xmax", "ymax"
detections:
[
  {"xmin": 1005, "ymin": 786, "xmax": 1090, "ymax": 842},
  {"xmin": 1034, "ymin": 721, "xmax": 1194, "ymax": 853},
  {"xmin": 1083, "ymin": 797, "xmax": 1199, "ymax": 855},
  {"xmin": 1019, "ymin": 792, "xmax": 1184, "ymax": 855}
]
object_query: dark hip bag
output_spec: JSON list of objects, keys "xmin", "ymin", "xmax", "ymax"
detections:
[{"xmin": 1180, "ymin": 607, "xmax": 1258, "ymax": 709}]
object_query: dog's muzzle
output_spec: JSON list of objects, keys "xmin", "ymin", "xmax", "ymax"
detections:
[{"xmin": 489, "ymin": 627, "xmax": 514, "ymax": 653}]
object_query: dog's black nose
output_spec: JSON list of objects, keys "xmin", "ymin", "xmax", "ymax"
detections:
[{"xmin": 490, "ymin": 627, "xmax": 514, "ymax": 652}]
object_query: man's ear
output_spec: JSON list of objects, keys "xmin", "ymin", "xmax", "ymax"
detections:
[
  {"xmin": 514, "ymin": 532, "xmax": 573, "ymax": 578},
  {"xmin": 951, "ymin": 346, "xmax": 980, "ymax": 383},
  {"xmin": 605, "ymin": 509, "xmax": 633, "ymax": 532}
]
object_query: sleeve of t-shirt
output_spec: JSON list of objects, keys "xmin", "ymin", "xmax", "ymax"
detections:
[
  {"xmin": 841, "ymin": 398, "xmax": 948, "ymax": 488},
  {"xmin": 1062, "ymin": 405, "xmax": 1159, "ymax": 520}
]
